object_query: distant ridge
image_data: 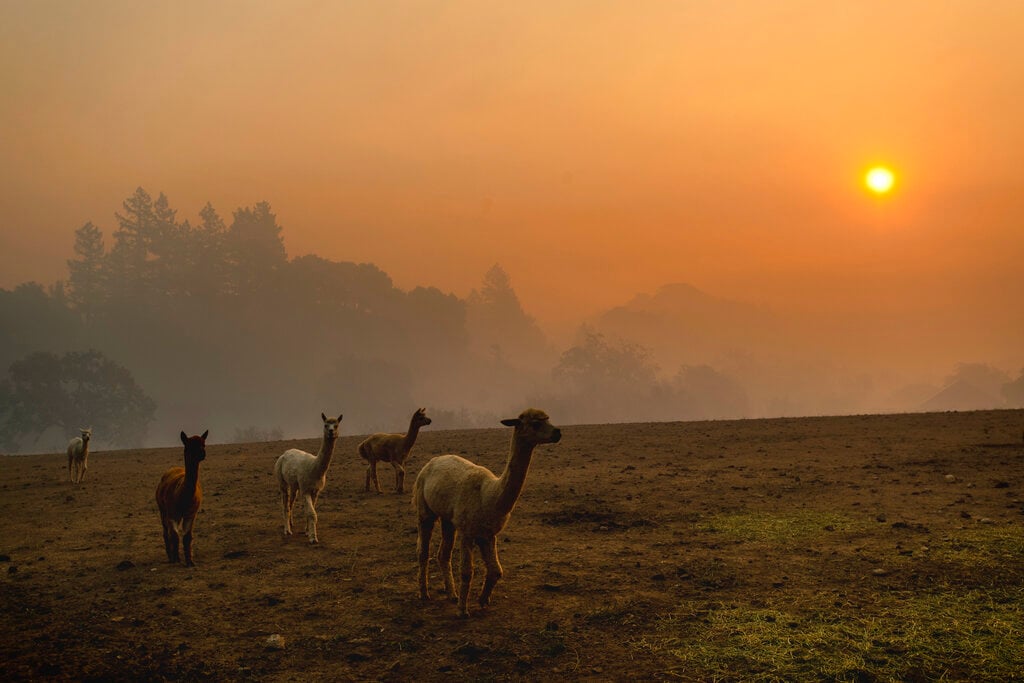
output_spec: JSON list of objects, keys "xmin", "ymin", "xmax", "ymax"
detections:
[
  {"xmin": 589, "ymin": 282, "xmax": 780, "ymax": 366},
  {"xmin": 918, "ymin": 379, "xmax": 1004, "ymax": 412}
]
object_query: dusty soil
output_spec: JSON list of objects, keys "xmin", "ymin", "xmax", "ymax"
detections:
[{"xmin": 1, "ymin": 409, "xmax": 1022, "ymax": 681}]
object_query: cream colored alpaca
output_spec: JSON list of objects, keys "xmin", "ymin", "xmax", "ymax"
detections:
[
  {"xmin": 358, "ymin": 408, "xmax": 432, "ymax": 494},
  {"xmin": 413, "ymin": 408, "xmax": 561, "ymax": 617},
  {"xmin": 67, "ymin": 427, "xmax": 92, "ymax": 484},
  {"xmin": 274, "ymin": 413, "xmax": 342, "ymax": 544}
]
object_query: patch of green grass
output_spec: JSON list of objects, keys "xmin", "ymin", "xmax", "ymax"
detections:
[
  {"xmin": 695, "ymin": 510, "xmax": 864, "ymax": 545},
  {"xmin": 634, "ymin": 588, "xmax": 1024, "ymax": 681},
  {"xmin": 930, "ymin": 524, "xmax": 1024, "ymax": 566}
]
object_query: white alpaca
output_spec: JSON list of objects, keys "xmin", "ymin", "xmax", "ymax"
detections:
[
  {"xmin": 274, "ymin": 413, "xmax": 342, "ymax": 544},
  {"xmin": 67, "ymin": 427, "xmax": 92, "ymax": 484},
  {"xmin": 358, "ymin": 408, "xmax": 432, "ymax": 494},
  {"xmin": 413, "ymin": 408, "xmax": 561, "ymax": 617}
]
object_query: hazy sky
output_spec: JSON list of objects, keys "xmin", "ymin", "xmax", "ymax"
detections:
[{"xmin": 2, "ymin": 1, "xmax": 1023, "ymax": 358}]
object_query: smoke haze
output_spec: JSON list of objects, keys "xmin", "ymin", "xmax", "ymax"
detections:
[{"xmin": 1, "ymin": 2, "xmax": 1022, "ymax": 450}]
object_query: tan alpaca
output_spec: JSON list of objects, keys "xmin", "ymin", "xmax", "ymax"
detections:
[
  {"xmin": 413, "ymin": 408, "xmax": 561, "ymax": 617},
  {"xmin": 358, "ymin": 408, "xmax": 432, "ymax": 493}
]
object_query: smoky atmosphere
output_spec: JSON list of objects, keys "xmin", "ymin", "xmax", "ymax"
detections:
[{"xmin": 2, "ymin": 2, "xmax": 1023, "ymax": 452}]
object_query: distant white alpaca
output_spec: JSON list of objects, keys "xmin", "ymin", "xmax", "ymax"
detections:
[
  {"xmin": 413, "ymin": 408, "xmax": 562, "ymax": 617},
  {"xmin": 67, "ymin": 427, "xmax": 92, "ymax": 484},
  {"xmin": 274, "ymin": 413, "xmax": 342, "ymax": 544},
  {"xmin": 358, "ymin": 408, "xmax": 432, "ymax": 494}
]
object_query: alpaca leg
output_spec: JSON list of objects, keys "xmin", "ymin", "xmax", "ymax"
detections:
[
  {"xmin": 162, "ymin": 519, "xmax": 179, "ymax": 563},
  {"xmin": 476, "ymin": 536, "xmax": 503, "ymax": 608},
  {"xmin": 394, "ymin": 464, "xmax": 406, "ymax": 494},
  {"xmin": 457, "ymin": 539, "xmax": 475, "ymax": 618},
  {"xmin": 79, "ymin": 459, "xmax": 87, "ymax": 483},
  {"xmin": 182, "ymin": 521, "xmax": 196, "ymax": 567},
  {"xmin": 280, "ymin": 486, "xmax": 293, "ymax": 535},
  {"xmin": 370, "ymin": 461, "xmax": 384, "ymax": 494},
  {"xmin": 364, "ymin": 462, "xmax": 373, "ymax": 492},
  {"xmin": 68, "ymin": 454, "xmax": 73, "ymax": 482},
  {"xmin": 417, "ymin": 514, "xmax": 436, "ymax": 600},
  {"xmin": 303, "ymin": 493, "xmax": 318, "ymax": 544},
  {"xmin": 438, "ymin": 519, "xmax": 457, "ymax": 600}
]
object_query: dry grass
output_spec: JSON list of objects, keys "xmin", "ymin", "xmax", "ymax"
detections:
[{"xmin": 631, "ymin": 513, "xmax": 1024, "ymax": 682}]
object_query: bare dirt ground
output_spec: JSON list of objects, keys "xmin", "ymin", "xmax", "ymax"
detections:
[{"xmin": 2, "ymin": 409, "xmax": 1023, "ymax": 681}]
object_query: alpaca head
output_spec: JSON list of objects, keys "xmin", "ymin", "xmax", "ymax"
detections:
[
  {"xmin": 412, "ymin": 408, "xmax": 432, "ymax": 429},
  {"xmin": 320, "ymin": 413, "xmax": 343, "ymax": 440},
  {"xmin": 501, "ymin": 408, "xmax": 561, "ymax": 445},
  {"xmin": 79, "ymin": 427, "xmax": 92, "ymax": 443},
  {"xmin": 179, "ymin": 430, "xmax": 208, "ymax": 465}
]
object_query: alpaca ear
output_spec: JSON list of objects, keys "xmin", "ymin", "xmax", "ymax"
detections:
[
  {"xmin": 180, "ymin": 431, "xmax": 188, "ymax": 445},
  {"xmin": 500, "ymin": 418, "xmax": 519, "ymax": 427},
  {"xmin": 321, "ymin": 412, "xmax": 327, "ymax": 422},
  {"xmin": 201, "ymin": 430, "xmax": 209, "ymax": 441},
  {"xmin": 337, "ymin": 414, "xmax": 343, "ymax": 422}
]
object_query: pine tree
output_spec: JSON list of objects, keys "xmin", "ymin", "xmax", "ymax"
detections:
[
  {"xmin": 108, "ymin": 187, "xmax": 156, "ymax": 303},
  {"xmin": 226, "ymin": 201, "xmax": 287, "ymax": 295},
  {"xmin": 67, "ymin": 221, "xmax": 107, "ymax": 322}
]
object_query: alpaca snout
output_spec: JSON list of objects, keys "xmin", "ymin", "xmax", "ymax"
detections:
[{"xmin": 550, "ymin": 428, "xmax": 562, "ymax": 443}]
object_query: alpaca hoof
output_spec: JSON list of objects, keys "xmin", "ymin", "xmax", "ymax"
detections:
[{"xmin": 309, "ymin": 538, "xmax": 319, "ymax": 545}]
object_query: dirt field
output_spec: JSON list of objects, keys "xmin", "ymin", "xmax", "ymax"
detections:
[{"xmin": 2, "ymin": 409, "xmax": 1023, "ymax": 681}]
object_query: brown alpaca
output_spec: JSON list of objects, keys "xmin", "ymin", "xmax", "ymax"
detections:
[
  {"xmin": 413, "ymin": 408, "xmax": 561, "ymax": 617},
  {"xmin": 156, "ymin": 430, "xmax": 208, "ymax": 567},
  {"xmin": 358, "ymin": 408, "xmax": 432, "ymax": 493}
]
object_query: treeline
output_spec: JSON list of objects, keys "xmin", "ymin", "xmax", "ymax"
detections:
[
  {"xmin": 0, "ymin": 187, "xmax": 761, "ymax": 452},
  {"xmin": 2, "ymin": 188, "xmax": 555, "ymax": 451}
]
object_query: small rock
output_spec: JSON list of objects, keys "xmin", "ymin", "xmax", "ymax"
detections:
[
  {"xmin": 944, "ymin": 474, "xmax": 957, "ymax": 483},
  {"xmin": 978, "ymin": 518, "xmax": 995, "ymax": 525},
  {"xmin": 115, "ymin": 560, "xmax": 135, "ymax": 571},
  {"xmin": 871, "ymin": 568, "xmax": 890, "ymax": 576},
  {"xmin": 264, "ymin": 634, "xmax": 286, "ymax": 650}
]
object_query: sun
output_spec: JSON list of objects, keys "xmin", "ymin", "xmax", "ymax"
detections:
[{"xmin": 865, "ymin": 166, "xmax": 895, "ymax": 194}]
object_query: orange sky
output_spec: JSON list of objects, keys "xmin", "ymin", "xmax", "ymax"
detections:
[{"xmin": 2, "ymin": 1, "xmax": 1023, "ymax": 365}]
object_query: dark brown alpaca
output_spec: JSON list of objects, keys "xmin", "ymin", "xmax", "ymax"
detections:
[{"xmin": 156, "ymin": 430, "xmax": 208, "ymax": 567}]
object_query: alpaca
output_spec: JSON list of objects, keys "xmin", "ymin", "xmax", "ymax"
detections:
[
  {"xmin": 413, "ymin": 408, "xmax": 561, "ymax": 617},
  {"xmin": 359, "ymin": 408, "xmax": 432, "ymax": 494},
  {"xmin": 274, "ymin": 412, "xmax": 342, "ymax": 544},
  {"xmin": 156, "ymin": 430, "xmax": 208, "ymax": 567},
  {"xmin": 66, "ymin": 427, "xmax": 92, "ymax": 484}
]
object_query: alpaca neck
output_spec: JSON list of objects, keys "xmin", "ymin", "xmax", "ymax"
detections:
[
  {"xmin": 313, "ymin": 435, "xmax": 338, "ymax": 477},
  {"xmin": 180, "ymin": 460, "xmax": 201, "ymax": 504},
  {"xmin": 402, "ymin": 421, "xmax": 423, "ymax": 451},
  {"xmin": 494, "ymin": 435, "xmax": 537, "ymax": 515}
]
